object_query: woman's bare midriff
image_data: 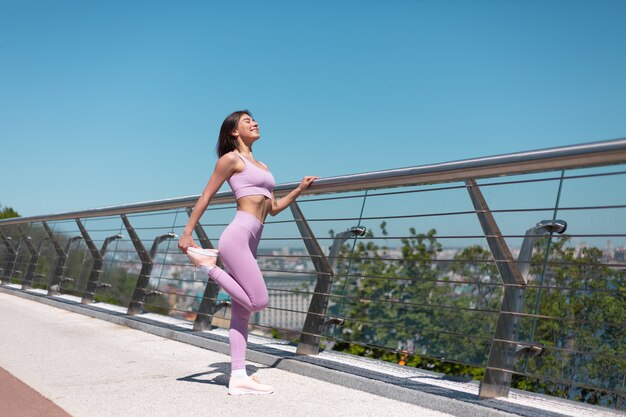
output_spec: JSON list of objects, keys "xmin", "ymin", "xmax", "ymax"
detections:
[{"xmin": 236, "ymin": 195, "xmax": 272, "ymax": 224}]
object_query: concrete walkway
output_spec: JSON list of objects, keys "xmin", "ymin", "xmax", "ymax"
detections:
[{"xmin": 0, "ymin": 292, "xmax": 454, "ymax": 417}]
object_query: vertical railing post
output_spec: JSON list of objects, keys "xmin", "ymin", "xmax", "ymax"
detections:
[
  {"xmin": 466, "ymin": 179, "xmax": 568, "ymax": 399},
  {"xmin": 10, "ymin": 237, "xmax": 26, "ymax": 283},
  {"xmin": 186, "ymin": 208, "xmax": 223, "ymax": 332},
  {"xmin": 42, "ymin": 222, "xmax": 83, "ymax": 295},
  {"xmin": 0, "ymin": 229, "xmax": 17, "ymax": 285},
  {"xmin": 18, "ymin": 227, "xmax": 43, "ymax": 290},
  {"xmin": 466, "ymin": 179, "xmax": 527, "ymax": 399},
  {"xmin": 121, "ymin": 214, "xmax": 176, "ymax": 315},
  {"xmin": 76, "ymin": 219, "xmax": 122, "ymax": 304},
  {"xmin": 291, "ymin": 202, "xmax": 334, "ymax": 355},
  {"xmin": 291, "ymin": 202, "xmax": 366, "ymax": 356}
]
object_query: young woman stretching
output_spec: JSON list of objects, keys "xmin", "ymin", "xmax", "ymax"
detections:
[{"xmin": 178, "ymin": 110, "xmax": 318, "ymax": 395}]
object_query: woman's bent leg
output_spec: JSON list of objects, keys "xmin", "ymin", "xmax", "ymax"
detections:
[
  {"xmin": 208, "ymin": 221, "xmax": 268, "ymax": 312},
  {"xmin": 207, "ymin": 267, "xmax": 264, "ymax": 311}
]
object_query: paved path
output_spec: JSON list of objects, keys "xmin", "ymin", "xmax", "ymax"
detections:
[
  {"xmin": 0, "ymin": 292, "xmax": 455, "ymax": 417},
  {"xmin": 0, "ymin": 367, "xmax": 72, "ymax": 417}
]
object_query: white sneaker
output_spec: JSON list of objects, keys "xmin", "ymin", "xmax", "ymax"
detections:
[
  {"xmin": 228, "ymin": 376, "xmax": 273, "ymax": 396},
  {"xmin": 187, "ymin": 247, "xmax": 219, "ymax": 269}
]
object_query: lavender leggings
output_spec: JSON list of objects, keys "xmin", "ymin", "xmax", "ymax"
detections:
[{"xmin": 206, "ymin": 210, "xmax": 269, "ymax": 371}]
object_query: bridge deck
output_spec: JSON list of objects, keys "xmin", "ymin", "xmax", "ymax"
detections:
[{"xmin": 0, "ymin": 288, "xmax": 623, "ymax": 417}]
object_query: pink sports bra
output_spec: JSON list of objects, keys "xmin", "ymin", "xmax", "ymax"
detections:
[{"xmin": 227, "ymin": 153, "xmax": 276, "ymax": 200}]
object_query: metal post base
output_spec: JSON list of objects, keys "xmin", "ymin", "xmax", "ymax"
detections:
[{"xmin": 479, "ymin": 380, "xmax": 511, "ymax": 399}]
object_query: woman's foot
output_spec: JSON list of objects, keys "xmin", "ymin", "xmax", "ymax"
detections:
[
  {"xmin": 228, "ymin": 376, "xmax": 273, "ymax": 396},
  {"xmin": 187, "ymin": 247, "xmax": 219, "ymax": 269}
]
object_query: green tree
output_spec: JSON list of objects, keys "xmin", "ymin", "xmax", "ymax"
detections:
[
  {"xmin": 515, "ymin": 237, "xmax": 626, "ymax": 407},
  {"xmin": 327, "ymin": 224, "xmax": 625, "ymax": 409},
  {"xmin": 0, "ymin": 205, "xmax": 20, "ymax": 219},
  {"xmin": 329, "ymin": 223, "xmax": 487, "ymax": 377}
]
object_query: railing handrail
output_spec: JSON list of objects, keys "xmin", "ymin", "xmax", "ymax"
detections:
[{"xmin": 2, "ymin": 137, "xmax": 626, "ymax": 226}]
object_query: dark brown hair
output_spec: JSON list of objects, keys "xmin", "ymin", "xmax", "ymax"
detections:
[{"xmin": 216, "ymin": 110, "xmax": 252, "ymax": 157}]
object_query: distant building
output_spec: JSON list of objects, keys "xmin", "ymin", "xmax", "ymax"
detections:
[{"xmin": 614, "ymin": 247, "xmax": 626, "ymax": 263}]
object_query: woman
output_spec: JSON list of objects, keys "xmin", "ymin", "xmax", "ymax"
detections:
[{"xmin": 178, "ymin": 110, "xmax": 318, "ymax": 395}]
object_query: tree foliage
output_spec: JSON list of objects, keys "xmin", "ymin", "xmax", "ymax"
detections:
[
  {"xmin": 516, "ymin": 237, "xmax": 626, "ymax": 406},
  {"xmin": 0, "ymin": 205, "xmax": 20, "ymax": 219}
]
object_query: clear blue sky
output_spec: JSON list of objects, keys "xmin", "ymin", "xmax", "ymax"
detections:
[{"xmin": 1, "ymin": 0, "xmax": 626, "ymax": 217}]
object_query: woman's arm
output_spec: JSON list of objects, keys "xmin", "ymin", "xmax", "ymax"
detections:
[
  {"xmin": 178, "ymin": 154, "xmax": 239, "ymax": 252},
  {"xmin": 268, "ymin": 176, "xmax": 319, "ymax": 216}
]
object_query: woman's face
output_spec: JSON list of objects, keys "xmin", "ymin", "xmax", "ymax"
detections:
[{"xmin": 233, "ymin": 114, "xmax": 260, "ymax": 142}]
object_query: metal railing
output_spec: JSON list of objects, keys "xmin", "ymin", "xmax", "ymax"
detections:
[{"xmin": 1, "ymin": 138, "xmax": 625, "ymax": 410}]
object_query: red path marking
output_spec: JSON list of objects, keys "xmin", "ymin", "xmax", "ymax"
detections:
[{"xmin": 0, "ymin": 367, "xmax": 72, "ymax": 417}]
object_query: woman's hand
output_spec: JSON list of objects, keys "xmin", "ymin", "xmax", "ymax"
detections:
[
  {"xmin": 178, "ymin": 233, "xmax": 198, "ymax": 254},
  {"xmin": 297, "ymin": 176, "xmax": 320, "ymax": 192}
]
